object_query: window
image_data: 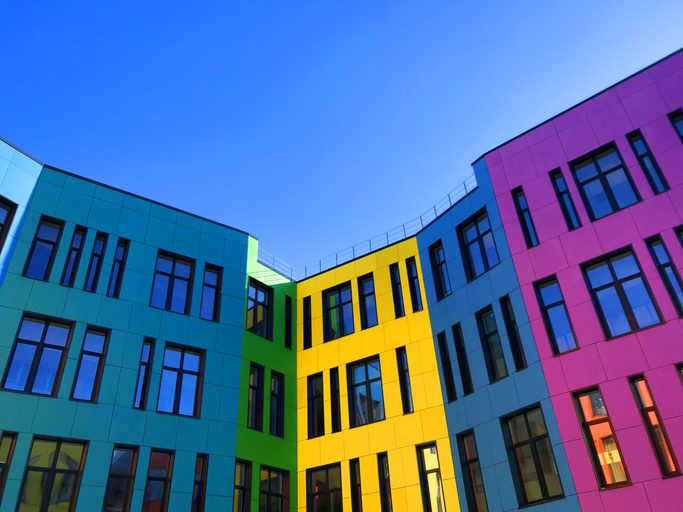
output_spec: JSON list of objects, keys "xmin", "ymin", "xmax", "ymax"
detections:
[
  {"xmin": 330, "ymin": 367, "xmax": 341, "ymax": 433},
  {"xmin": 0, "ymin": 195, "xmax": 16, "ymax": 253},
  {"xmin": 452, "ymin": 324, "xmax": 473, "ymax": 395},
  {"xmin": 550, "ymin": 169, "xmax": 581, "ymax": 231},
  {"xmin": 669, "ymin": 109, "xmax": 683, "ymax": 142},
  {"xmin": 628, "ymin": 131, "xmax": 669, "ymax": 194},
  {"xmin": 358, "ymin": 273, "xmax": 378, "ymax": 329},
  {"xmin": 133, "ymin": 338, "xmax": 154, "ymax": 409},
  {"xmin": 106, "ymin": 238, "xmax": 129, "ymax": 298},
  {"xmin": 323, "ymin": 282, "xmax": 354, "ymax": 341},
  {"xmin": 303, "ymin": 296, "xmax": 312, "ymax": 349},
  {"xmin": 512, "ymin": 187, "xmax": 539, "ymax": 247},
  {"xmin": 583, "ymin": 249, "xmax": 660, "ymax": 338},
  {"xmin": 199, "ymin": 264, "xmax": 221, "ymax": 321},
  {"xmin": 350, "ymin": 458, "xmax": 362, "ymax": 512},
  {"xmin": 630, "ymin": 376, "xmax": 679, "ymax": 476},
  {"xmin": 233, "ymin": 460, "xmax": 252, "ymax": 512},
  {"xmin": 535, "ymin": 277, "xmax": 577, "ymax": 354},
  {"xmin": 377, "ymin": 452, "xmax": 393, "ymax": 512},
  {"xmin": 417, "ymin": 443, "xmax": 446, "ymax": 512},
  {"xmin": 84, "ymin": 232, "xmax": 108, "ymax": 292},
  {"xmin": 270, "ymin": 371, "xmax": 285, "ymax": 437},
  {"xmin": 347, "ymin": 356, "xmax": 385, "ymax": 427},
  {"xmin": 677, "ymin": 225, "xmax": 683, "ymax": 248},
  {"xmin": 574, "ymin": 388, "xmax": 628, "ymax": 487},
  {"xmin": 429, "ymin": 241, "xmax": 452, "ymax": 300},
  {"xmin": 71, "ymin": 328, "xmax": 108, "ymax": 402},
  {"xmin": 307, "ymin": 372, "xmax": 324, "ymax": 438},
  {"xmin": 678, "ymin": 363, "xmax": 683, "ymax": 384},
  {"xmin": 306, "ymin": 464, "xmax": 342, "ymax": 512},
  {"xmin": 459, "ymin": 210, "xmax": 499, "ymax": 280},
  {"xmin": 192, "ymin": 454, "xmax": 208, "ymax": 512},
  {"xmin": 396, "ymin": 347, "xmax": 413, "ymax": 414},
  {"xmin": 248, "ymin": 363, "xmax": 264, "ymax": 431},
  {"xmin": 571, "ymin": 144, "xmax": 639, "ymax": 220},
  {"xmin": 259, "ymin": 466, "xmax": 288, "ymax": 512},
  {"xmin": 60, "ymin": 226, "xmax": 86, "ymax": 287},
  {"xmin": 389, "ymin": 263, "xmax": 405, "ymax": 318},
  {"xmin": 499, "ymin": 296, "xmax": 527, "ymax": 370},
  {"xmin": 18, "ymin": 438, "xmax": 86, "ymax": 512},
  {"xmin": 150, "ymin": 252, "xmax": 194, "ymax": 314},
  {"xmin": 157, "ymin": 345, "xmax": 203, "ymax": 417},
  {"xmin": 3, "ymin": 315, "xmax": 72, "ymax": 395},
  {"xmin": 502, "ymin": 406, "xmax": 564, "ymax": 505},
  {"xmin": 0, "ymin": 432, "xmax": 16, "ymax": 497},
  {"xmin": 142, "ymin": 450, "xmax": 174, "ymax": 512},
  {"xmin": 246, "ymin": 278, "xmax": 273, "ymax": 339},
  {"xmin": 476, "ymin": 307, "xmax": 508, "ymax": 383},
  {"xmin": 458, "ymin": 432, "xmax": 488, "ymax": 512},
  {"xmin": 405, "ymin": 257, "xmax": 424, "ymax": 311},
  {"xmin": 103, "ymin": 446, "xmax": 138, "ymax": 512},
  {"xmin": 24, "ymin": 217, "xmax": 63, "ymax": 280},
  {"xmin": 647, "ymin": 236, "xmax": 683, "ymax": 315},
  {"xmin": 436, "ymin": 332, "xmax": 457, "ymax": 403},
  {"xmin": 284, "ymin": 295, "xmax": 293, "ymax": 349}
]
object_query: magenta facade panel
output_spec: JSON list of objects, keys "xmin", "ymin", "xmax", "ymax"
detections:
[{"xmin": 482, "ymin": 49, "xmax": 683, "ymax": 511}]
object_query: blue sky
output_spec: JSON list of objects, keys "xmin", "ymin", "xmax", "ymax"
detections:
[{"xmin": 1, "ymin": 1, "xmax": 682, "ymax": 271}]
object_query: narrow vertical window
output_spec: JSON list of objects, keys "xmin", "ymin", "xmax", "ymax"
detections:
[
  {"xmin": 248, "ymin": 363, "xmax": 264, "ymax": 431},
  {"xmin": 459, "ymin": 210, "xmax": 499, "ymax": 281},
  {"xmin": 678, "ymin": 363, "xmax": 683, "ymax": 383},
  {"xmin": 396, "ymin": 346, "xmax": 413, "ymax": 414},
  {"xmin": 549, "ymin": 169, "xmax": 581, "ymax": 230},
  {"xmin": 647, "ymin": 235, "xmax": 683, "ymax": 315},
  {"xmin": 192, "ymin": 454, "xmax": 208, "ymax": 512},
  {"xmin": 428, "ymin": 240, "xmax": 452, "ymax": 300},
  {"xmin": 417, "ymin": 443, "xmax": 446, "ymax": 512},
  {"xmin": 330, "ymin": 367, "xmax": 341, "ymax": 433},
  {"xmin": 284, "ymin": 295, "xmax": 293, "ymax": 349},
  {"xmin": 499, "ymin": 296, "xmax": 527, "ymax": 370},
  {"xmin": 476, "ymin": 307, "xmax": 508, "ymax": 383},
  {"xmin": 303, "ymin": 296, "xmax": 312, "ymax": 349},
  {"xmin": 157, "ymin": 345, "xmax": 203, "ymax": 417},
  {"xmin": 574, "ymin": 388, "xmax": 629, "ymax": 487},
  {"xmin": 24, "ymin": 217, "xmax": 64, "ymax": 280},
  {"xmin": 134, "ymin": 338, "xmax": 154, "ymax": 409},
  {"xmin": 628, "ymin": 131, "xmax": 669, "ymax": 194},
  {"xmin": 199, "ymin": 264, "xmax": 222, "ymax": 321},
  {"xmin": 452, "ymin": 324, "xmax": 473, "ymax": 395},
  {"xmin": 436, "ymin": 332, "xmax": 457, "ymax": 402},
  {"xmin": 389, "ymin": 263, "xmax": 405, "ymax": 318},
  {"xmin": 103, "ymin": 446, "xmax": 138, "ymax": 512},
  {"xmin": 71, "ymin": 328, "xmax": 108, "ymax": 402},
  {"xmin": 0, "ymin": 432, "xmax": 17, "ymax": 497},
  {"xmin": 457, "ymin": 431, "xmax": 488, "ymax": 512},
  {"xmin": 106, "ymin": 238, "xmax": 129, "ymax": 298},
  {"xmin": 61, "ymin": 226, "xmax": 87, "ymax": 287},
  {"xmin": 405, "ymin": 257, "xmax": 424, "ymax": 311},
  {"xmin": 150, "ymin": 252, "xmax": 194, "ymax": 314},
  {"xmin": 512, "ymin": 187, "xmax": 539, "ymax": 247},
  {"xmin": 630, "ymin": 376, "xmax": 679, "ymax": 476},
  {"xmin": 143, "ymin": 450, "xmax": 174, "ymax": 512},
  {"xmin": 668, "ymin": 109, "xmax": 683, "ymax": 142},
  {"xmin": 323, "ymin": 282, "xmax": 354, "ymax": 341},
  {"xmin": 358, "ymin": 273, "xmax": 378, "ymax": 329},
  {"xmin": 347, "ymin": 357, "xmax": 385, "ymax": 427},
  {"xmin": 306, "ymin": 464, "xmax": 342, "ymax": 512},
  {"xmin": 270, "ymin": 371, "xmax": 285, "ymax": 437},
  {"xmin": 377, "ymin": 452, "xmax": 393, "ymax": 512},
  {"xmin": 535, "ymin": 277, "xmax": 577, "ymax": 354},
  {"xmin": 350, "ymin": 458, "xmax": 363, "ymax": 512},
  {"xmin": 259, "ymin": 466, "xmax": 288, "ymax": 512},
  {"xmin": 0, "ymin": 195, "xmax": 17, "ymax": 254},
  {"xmin": 233, "ymin": 460, "xmax": 252, "ymax": 512},
  {"xmin": 246, "ymin": 278, "xmax": 274, "ymax": 339},
  {"xmin": 307, "ymin": 372, "xmax": 324, "ymax": 438},
  {"xmin": 84, "ymin": 231, "xmax": 108, "ymax": 292}
]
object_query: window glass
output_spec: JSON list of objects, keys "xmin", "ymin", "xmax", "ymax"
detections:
[
  {"xmin": 270, "ymin": 371, "xmax": 285, "ymax": 437},
  {"xmin": 308, "ymin": 372, "xmax": 324, "ymax": 438},
  {"xmin": 457, "ymin": 431, "xmax": 488, "ymax": 512},
  {"xmin": 417, "ymin": 444, "xmax": 446, "ymax": 512},
  {"xmin": 389, "ymin": 263, "xmax": 405, "ymax": 318},
  {"xmin": 550, "ymin": 170, "xmax": 581, "ymax": 230},
  {"xmin": 142, "ymin": 450, "xmax": 174, "ymax": 512},
  {"xmin": 429, "ymin": 241, "xmax": 452, "ymax": 300},
  {"xmin": 476, "ymin": 307, "xmax": 508, "ymax": 382},
  {"xmin": 150, "ymin": 253, "xmax": 194, "ymax": 314},
  {"xmin": 670, "ymin": 110, "xmax": 683, "ymax": 140},
  {"xmin": 358, "ymin": 273, "xmax": 378, "ymax": 329},
  {"xmin": 348, "ymin": 357, "xmax": 385, "ymax": 427},
  {"xmin": 200, "ymin": 265, "xmax": 222, "ymax": 321},
  {"xmin": 71, "ymin": 329, "xmax": 108, "ymax": 401},
  {"xmin": 459, "ymin": 210, "xmax": 499, "ymax": 280},
  {"xmin": 512, "ymin": 187, "xmax": 539, "ymax": 247},
  {"xmin": 436, "ymin": 332, "xmax": 457, "ymax": 403},
  {"xmin": 233, "ymin": 460, "xmax": 252, "ymax": 512},
  {"xmin": 500, "ymin": 296, "xmax": 527, "ymax": 370},
  {"xmin": 259, "ymin": 466, "xmax": 287, "ymax": 512},
  {"xmin": 24, "ymin": 218, "xmax": 63, "ymax": 280},
  {"xmin": 323, "ymin": 282, "xmax": 354, "ymax": 341},
  {"xmin": 536, "ymin": 278, "xmax": 577, "ymax": 353},
  {"xmin": 84, "ymin": 232, "xmax": 108, "ymax": 292},
  {"xmin": 405, "ymin": 257, "xmax": 424, "ymax": 312},
  {"xmin": 248, "ymin": 363, "xmax": 264, "ymax": 431},
  {"xmin": 306, "ymin": 464, "xmax": 342, "ymax": 512},
  {"xmin": 157, "ymin": 345, "xmax": 203, "ymax": 417},
  {"xmin": 647, "ymin": 236, "xmax": 683, "ymax": 316},
  {"xmin": 103, "ymin": 446, "xmax": 138, "ymax": 512},
  {"xmin": 377, "ymin": 453, "xmax": 392, "ymax": 512},
  {"xmin": 396, "ymin": 347, "xmax": 413, "ymax": 414}
]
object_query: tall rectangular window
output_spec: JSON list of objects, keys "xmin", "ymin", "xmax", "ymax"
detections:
[
  {"xmin": 350, "ymin": 458, "xmax": 362, "ymax": 512},
  {"xmin": 429, "ymin": 240, "xmax": 452, "ymax": 301},
  {"xmin": 0, "ymin": 432, "xmax": 17, "ymax": 497},
  {"xmin": 2, "ymin": 315, "xmax": 72, "ymax": 396},
  {"xmin": 499, "ymin": 296, "xmax": 527, "ymax": 370},
  {"xmin": 452, "ymin": 324, "xmax": 473, "ymax": 395},
  {"xmin": 628, "ymin": 131, "xmax": 669, "ymax": 194},
  {"xmin": 233, "ymin": 460, "xmax": 252, "ymax": 512},
  {"xmin": 60, "ymin": 226, "xmax": 86, "ymax": 287},
  {"xmin": 417, "ymin": 443, "xmax": 446, "ymax": 512},
  {"xmin": 103, "ymin": 446, "xmax": 138, "ymax": 512},
  {"xmin": 306, "ymin": 464, "xmax": 341, "ymax": 512},
  {"xmin": 270, "ymin": 371, "xmax": 285, "ymax": 437},
  {"xmin": 647, "ymin": 236, "xmax": 683, "ymax": 315},
  {"xmin": 583, "ymin": 249, "xmax": 660, "ymax": 338},
  {"xmin": 550, "ymin": 169, "xmax": 581, "ymax": 231},
  {"xmin": 303, "ymin": 296, "xmax": 312, "ymax": 349},
  {"xmin": 574, "ymin": 388, "xmax": 628, "ymax": 487},
  {"xmin": 396, "ymin": 347, "xmax": 413, "ymax": 414},
  {"xmin": 323, "ymin": 282, "xmax": 354, "ymax": 341},
  {"xmin": 405, "ymin": 256, "xmax": 424, "ymax": 311},
  {"xmin": 571, "ymin": 144, "xmax": 639, "ymax": 220},
  {"xmin": 630, "ymin": 376, "xmax": 679, "ymax": 476},
  {"xmin": 248, "ymin": 363, "xmax": 264, "ymax": 431},
  {"xmin": 307, "ymin": 372, "xmax": 324, "ymax": 438},
  {"xmin": 284, "ymin": 295, "xmax": 293, "ymax": 349},
  {"xmin": 192, "ymin": 454, "xmax": 208, "ymax": 512},
  {"xmin": 348, "ymin": 356, "xmax": 385, "ymax": 427},
  {"xmin": 259, "ymin": 466, "xmax": 288, "ymax": 512},
  {"xmin": 71, "ymin": 328, "xmax": 108, "ymax": 402},
  {"xmin": 535, "ymin": 277, "xmax": 577, "ymax": 354},
  {"xmin": 106, "ymin": 238, "xmax": 129, "ymax": 298},
  {"xmin": 669, "ymin": 109, "xmax": 683, "ymax": 142},
  {"xmin": 330, "ymin": 367, "xmax": 341, "ymax": 433},
  {"xmin": 24, "ymin": 217, "xmax": 63, "ymax": 280},
  {"xmin": 246, "ymin": 278, "xmax": 273, "ymax": 339},
  {"xmin": 502, "ymin": 406, "xmax": 564, "ymax": 505},
  {"xmin": 389, "ymin": 263, "xmax": 405, "ymax": 318},
  {"xmin": 457, "ymin": 431, "xmax": 488, "ymax": 512},
  {"xmin": 142, "ymin": 450, "xmax": 174, "ymax": 512},
  {"xmin": 134, "ymin": 338, "xmax": 154, "ymax": 409},
  {"xmin": 83, "ymin": 231, "xmax": 108, "ymax": 292},
  {"xmin": 0, "ymin": 195, "xmax": 16, "ymax": 254},
  {"xmin": 476, "ymin": 307, "xmax": 508, "ymax": 383},
  {"xmin": 199, "ymin": 264, "xmax": 222, "ymax": 321},
  {"xmin": 157, "ymin": 345, "xmax": 203, "ymax": 417},
  {"xmin": 358, "ymin": 273, "xmax": 378, "ymax": 329},
  {"xmin": 150, "ymin": 252, "xmax": 194, "ymax": 314},
  {"xmin": 18, "ymin": 438, "xmax": 86, "ymax": 512},
  {"xmin": 436, "ymin": 332, "xmax": 457, "ymax": 403},
  {"xmin": 512, "ymin": 187, "xmax": 539, "ymax": 247},
  {"xmin": 377, "ymin": 452, "xmax": 393, "ymax": 512},
  {"xmin": 459, "ymin": 210, "xmax": 499, "ymax": 281}
]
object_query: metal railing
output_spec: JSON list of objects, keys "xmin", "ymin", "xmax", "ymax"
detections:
[{"xmin": 257, "ymin": 172, "xmax": 477, "ymax": 281}]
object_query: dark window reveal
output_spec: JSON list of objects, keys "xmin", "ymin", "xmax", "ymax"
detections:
[
  {"xmin": 24, "ymin": 217, "xmax": 63, "ymax": 281},
  {"xmin": 350, "ymin": 458, "xmax": 362, "ymax": 512},
  {"xmin": 358, "ymin": 273, "xmax": 378, "ymax": 329},
  {"xmin": 106, "ymin": 238, "xmax": 129, "ymax": 298},
  {"xmin": 476, "ymin": 307, "xmax": 508, "ymax": 383},
  {"xmin": 512, "ymin": 187, "xmax": 539, "ymax": 247},
  {"xmin": 429, "ymin": 240, "xmax": 452, "ymax": 300},
  {"xmin": 61, "ymin": 226, "xmax": 87, "ymax": 287},
  {"xmin": 330, "ymin": 367, "xmax": 341, "ymax": 433},
  {"xmin": 199, "ymin": 265, "xmax": 222, "ymax": 321},
  {"xmin": 549, "ymin": 170, "xmax": 581, "ymax": 231},
  {"xmin": 499, "ymin": 296, "xmax": 527, "ymax": 371},
  {"xmin": 0, "ymin": 433, "xmax": 17, "ymax": 497},
  {"xmin": 192, "ymin": 454, "xmax": 208, "ymax": 512},
  {"xmin": 452, "ymin": 323, "xmax": 473, "ymax": 395},
  {"xmin": 303, "ymin": 296, "xmax": 312, "ymax": 349},
  {"xmin": 396, "ymin": 346, "xmax": 413, "ymax": 414},
  {"xmin": 133, "ymin": 338, "xmax": 154, "ymax": 409},
  {"xmin": 0, "ymin": 196, "xmax": 16, "ymax": 254},
  {"xmin": 270, "ymin": 371, "xmax": 285, "ymax": 437},
  {"xmin": 378, "ymin": 452, "xmax": 393, "ymax": 512},
  {"xmin": 389, "ymin": 263, "xmax": 405, "ymax": 318},
  {"xmin": 285, "ymin": 295, "xmax": 293, "ymax": 349},
  {"xmin": 84, "ymin": 232, "xmax": 108, "ymax": 292},
  {"xmin": 628, "ymin": 131, "xmax": 669, "ymax": 194},
  {"xmin": 668, "ymin": 109, "xmax": 683, "ymax": 142},
  {"xmin": 436, "ymin": 332, "xmax": 457, "ymax": 403}
]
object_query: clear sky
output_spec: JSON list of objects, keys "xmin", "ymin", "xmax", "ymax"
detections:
[{"xmin": 1, "ymin": 1, "xmax": 682, "ymax": 272}]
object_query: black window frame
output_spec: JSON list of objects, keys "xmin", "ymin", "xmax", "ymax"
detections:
[
  {"xmin": 549, "ymin": 169, "xmax": 581, "ymax": 231},
  {"xmin": 156, "ymin": 344, "xmax": 204, "ymax": 418},
  {"xmin": 347, "ymin": 356, "xmax": 385, "ymax": 428},
  {"xmin": 248, "ymin": 363, "xmax": 265, "ymax": 431},
  {"xmin": 499, "ymin": 295, "xmax": 527, "ymax": 371},
  {"xmin": 0, "ymin": 432, "xmax": 17, "ymax": 498},
  {"xmin": 646, "ymin": 235, "xmax": 683, "ymax": 316},
  {"xmin": 83, "ymin": 231, "xmax": 108, "ymax": 293},
  {"xmin": 269, "ymin": 370, "xmax": 285, "ymax": 438},
  {"xmin": 0, "ymin": 195, "xmax": 16, "ymax": 254},
  {"xmin": 322, "ymin": 281, "xmax": 354, "ymax": 342},
  {"xmin": 627, "ymin": 130, "xmax": 669, "ymax": 194},
  {"xmin": 192, "ymin": 453, "xmax": 208, "ymax": 512},
  {"xmin": 405, "ymin": 256, "xmax": 424, "ymax": 312},
  {"xmin": 307, "ymin": 372, "xmax": 324, "ymax": 439},
  {"xmin": 106, "ymin": 238, "xmax": 129, "ymax": 298},
  {"xmin": 233, "ymin": 459, "xmax": 252, "ymax": 512},
  {"xmin": 259, "ymin": 465, "xmax": 289, "ymax": 512},
  {"xmin": 377, "ymin": 452, "xmax": 393, "ymax": 512},
  {"xmin": 668, "ymin": 109, "xmax": 683, "ymax": 142},
  {"xmin": 306, "ymin": 463, "xmax": 341, "ymax": 512},
  {"xmin": 142, "ymin": 449, "xmax": 174, "ymax": 512},
  {"xmin": 60, "ymin": 225, "xmax": 87, "ymax": 287},
  {"xmin": 357, "ymin": 273, "xmax": 378, "ymax": 330},
  {"xmin": 535, "ymin": 276, "xmax": 578, "ymax": 354},
  {"xmin": 436, "ymin": 331, "xmax": 457, "ymax": 403},
  {"xmin": 416, "ymin": 443, "xmax": 446, "ymax": 512},
  {"xmin": 23, "ymin": 216, "xmax": 64, "ymax": 281},
  {"xmin": 476, "ymin": 306, "xmax": 508, "ymax": 383},
  {"xmin": 70, "ymin": 327, "xmax": 109, "ymax": 403},
  {"xmin": 133, "ymin": 338, "xmax": 154, "ymax": 410},
  {"xmin": 389, "ymin": 263, "xmax": 405, "ymax": 318},
  {"xmin": 149, "ymin": 251, "xmax": 195, "ymax": 315},
  {"xmin": 457, "ymin": 430, "xmax": 488, "ymax": 512},
  {"xmin": 246, "ymin": 277, "xmax": 274, "ymax": 340},
  {"xmin": 458, "ymin": 209, "xmax": 500, "ymax": 281},
  {"xmin": 428, "ymin": 240, "xmax": 452, "ymax": 301},
  {"xmin": 396, "ymin": 346, "xmax": 413, "ymax": 414},
  {"xmin": 452, "ymin": 323, "xmax": 473, "ymax": 395},
  {"xmin": 512, "ymin": 187, "xmax": 539, "ymax": 247},
  {"xmin": 350, "ymin": 458, "xmax": 362, "ymax": 512},
  {"xmin": 199, "ymin": 264, "xmax": 222, "ymax": 322},
  {"xmin": 302, "ymin": 296, "xmax": 312, "ymax": 349},
  {"xmin": 330, "ymin": 367, "xmax": 341, "ymax": 433},
  {"xmin": 284, "ymin": 295, "xmax": 293, "ymax": 349},
  {"xmin": 102, "ymin": 445, "xmax": 138, "ymax": 512}
]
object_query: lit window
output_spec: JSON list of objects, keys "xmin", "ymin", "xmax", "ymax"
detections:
[
  {"xmin": 24, "ymin": 217, "xmax": 63, "ymax": 280},
  {"xmin": 306, "ymin": 464, "xmax": 341, "ymax": 512},
  {"xmin": 417, "ymin": 443, "xmax": 446, "ymax": 512},
  {"xmin": 459, "ymin": 210, "xmax": 499, "ymax": 280},
  {"xmin": 156, "ymin": 345, "xmax": 203, "ymax": 417},
  {"xmin": 232, "ymin": 460, "xmax": 252, "ymax": 512},
  {"xmin": 0, "ymin": 433, "xmax": 17, "ymax": 497},
  {"xmin": 150, "ymin": 252, "xmax": 194, "ymax": 314},
  {"xmin": 246, "ymin": 278, "xmax": 273, "ymax": 339},
  {"xmin": 323, "ymin": 282, "xmax": 354, "ymax": 341},
  {"xmin": 71, "ymin": 328, "xmax": 108, "ymax": 402},
  {"xmin": 535, "ymin": 277, "xmax": 577, "ymax": 353},
  {"xmin": 83, "ymin": 231, "xmax": 108, "ymax": 292}
]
